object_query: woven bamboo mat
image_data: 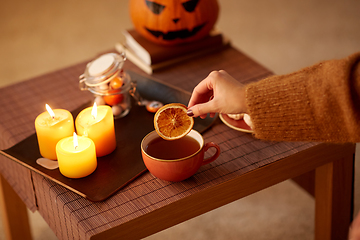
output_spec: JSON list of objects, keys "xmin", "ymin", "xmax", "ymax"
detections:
[{"xmin": 0, "ymin": 46, "xmax": 317, "ymax": 239}]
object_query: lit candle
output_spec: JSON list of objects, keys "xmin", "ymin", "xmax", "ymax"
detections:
[
  {"xmin": 75, "ymin": 102, "xmax": 116, "ymax": 157},
  {"xmin": 35, "ymin": 104, "xmax": 74, "ymax": 160},
  {"xmin": 56, "ymin": 133, "xmax": 97, "ymax": 178}
]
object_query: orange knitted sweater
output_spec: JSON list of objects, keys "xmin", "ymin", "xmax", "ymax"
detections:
[{"xmin": 246, "ymin": 52, "xmax": 360, "ymax": 143}]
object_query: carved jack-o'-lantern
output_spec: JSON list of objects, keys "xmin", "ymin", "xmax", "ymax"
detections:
[{"xmin": 129, "ymin": 0, "xmax": 219, "ymax": 46}]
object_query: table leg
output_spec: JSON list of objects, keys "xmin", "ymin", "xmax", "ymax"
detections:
[
  {"xmin": 315, "ymin": 152, "xmax": 354, "ymax": 240},
  {"xmin": 0, "ymin": 174, "xmax": 32, "ymax": 240}
]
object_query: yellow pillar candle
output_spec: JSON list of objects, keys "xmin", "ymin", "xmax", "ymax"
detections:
[
  {"xmin": 75, "ymin": 103, "xmax": 116, "ymax": 157},
  {"xmin": 56, "ymin": 133, "xmax": 97, "ymax": 178},
  {"xmin": 35, "ymin": 104, "xmax": 74, "ymax": 160}
]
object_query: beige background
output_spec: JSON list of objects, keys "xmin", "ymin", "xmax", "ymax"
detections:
[{"xmin": 1, "ymin": 0, "xmax": 360, "ymax": 239}]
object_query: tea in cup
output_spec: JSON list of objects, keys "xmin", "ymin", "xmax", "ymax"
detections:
[{"xmin": 141, "ymin": 129, "xmax": 220, "ymax": 182}]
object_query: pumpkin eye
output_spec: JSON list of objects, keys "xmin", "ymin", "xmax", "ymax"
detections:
[
  {"xmin": 145, "ymin": 0, "xmax": 165, "ymax": 15},
  {"xmin": 182, "ymin": 0, "xmax": 199, "ymax": 12}
]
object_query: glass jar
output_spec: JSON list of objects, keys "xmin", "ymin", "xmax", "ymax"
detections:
[{"xmin": 79, "ymin": 53, "xmax": 133, "ymax": 118}]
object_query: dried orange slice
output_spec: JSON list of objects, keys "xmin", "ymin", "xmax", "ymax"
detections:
[{"xmin": 154, "ymin": 103, "xmax": 194, "ymax": 140}]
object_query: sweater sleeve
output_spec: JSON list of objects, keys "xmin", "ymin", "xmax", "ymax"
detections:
[{"xmin": 245, "ymin": 52, "xmax": 360, "ymax": 143}]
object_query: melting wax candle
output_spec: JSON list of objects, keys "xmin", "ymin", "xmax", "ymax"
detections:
[
  {"xmin": 56, "ymin": 133, "xmax": 97, "ymax": 178},
  {"xmin": 35, "ymin": 104, "xmax": 74, "ymax": 160},
  {"xmin": 75, "ymin": 103, "xmax": 116, "ymax": 157}
]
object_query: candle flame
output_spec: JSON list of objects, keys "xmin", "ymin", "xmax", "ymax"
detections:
[
  {"xmin": 73, "ymin": 132, "xmax": 78, "ymax": 149},
  {"xmin": 91, "ymin": 102, "xmax": 97, "ymax": 119},
  {"xmin": 45, "ymin": 104, "xmax": 55, "ymax": 119}
]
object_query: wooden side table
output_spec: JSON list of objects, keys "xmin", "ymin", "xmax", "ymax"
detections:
[{"xmin": 0, "ymin": 46, "xmax": 355, "ymax": 240}]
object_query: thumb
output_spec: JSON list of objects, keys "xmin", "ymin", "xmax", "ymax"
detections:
[{"xmin": 188, "ymin": 102, "xmax": 214, "ymax": 119}]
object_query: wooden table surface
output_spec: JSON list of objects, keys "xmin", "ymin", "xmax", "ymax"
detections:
[{"xmin": 0, "ymin": 45, "xmax": 355, "ymax": 240}]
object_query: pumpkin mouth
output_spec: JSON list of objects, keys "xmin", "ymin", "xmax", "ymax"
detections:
[{"xmin": 145, "ymin": 23, "xmax": 206, "ymax": 41}]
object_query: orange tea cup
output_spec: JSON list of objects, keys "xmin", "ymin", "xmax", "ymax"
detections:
[{"xmin": 141, "ymin": 129, "xmax": 220, "ymax": 182}]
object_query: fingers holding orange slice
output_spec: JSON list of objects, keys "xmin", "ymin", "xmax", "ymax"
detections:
[{"xmin": 154, "ymin": 103, "xmax": 194, "ymax": 140}]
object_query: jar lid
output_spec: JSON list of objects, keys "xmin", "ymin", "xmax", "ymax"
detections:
[
  {"xmin": 88, "ymin": 54, "xmax": 115, "ymax": 76},
  {"xmin": 81, "ymin": 53, "xmax": 126, "ymax": 87}
]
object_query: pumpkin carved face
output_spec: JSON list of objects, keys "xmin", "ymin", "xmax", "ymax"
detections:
[{"xmin": 129, "ymin": 0, "xmax": 219, "ymax": 45}]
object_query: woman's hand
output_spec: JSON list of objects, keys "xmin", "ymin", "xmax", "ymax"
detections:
[{"xmin": 187, "ymin": 70, "xmax": 248, "ymax": 119}]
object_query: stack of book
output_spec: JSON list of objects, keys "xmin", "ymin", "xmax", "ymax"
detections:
[{"xmin": 115, "ymin": 28, "xmax": 229, "ymax": 74}]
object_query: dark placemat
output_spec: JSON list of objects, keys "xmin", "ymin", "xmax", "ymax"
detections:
[{"xmin": 0, "ymin": 71, "xmax": 216, "ymax": 201}]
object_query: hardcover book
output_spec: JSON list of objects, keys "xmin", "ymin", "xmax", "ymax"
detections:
[{"xmin": 115, "ymin": 28, "xmax": 229, "ymax": 74}]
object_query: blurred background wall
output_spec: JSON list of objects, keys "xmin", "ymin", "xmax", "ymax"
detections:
[
  {"xmin": 1, "ymin": 0, "xmax": 359, "ymax": 88},
  {"xmin": 1, "ymin": 0, "xmax": 359, "ymax": 239}
]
